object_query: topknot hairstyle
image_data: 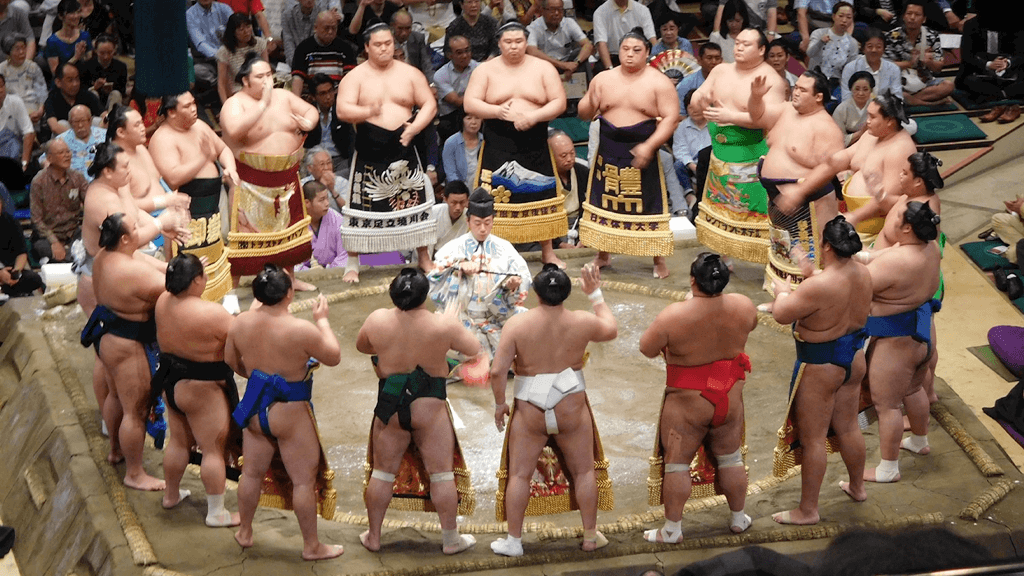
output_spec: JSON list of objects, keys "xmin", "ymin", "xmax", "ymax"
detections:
[
  {"xmin": 534, "ymin": 263, "xmax": 571, "ymax": 306},
  {"xmin": 389, "ymin": 268, "xmax": 429, "ymax": 310},
  {"xmin": 822, "ymin": 215, "xmax": 862, "ymax": 258},
  {"xmin": 252, "ymin": 264, "xmax": 292, "ymax": 306},
  {"xmin": 690, "ymin": 252, "xmax": 729, "ymax": 295}
]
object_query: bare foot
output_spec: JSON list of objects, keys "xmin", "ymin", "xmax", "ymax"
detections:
[
  {"xmin": 863, "ymin": 467, "xmax": 900, "ymax": 483},
  {"xmin": 653, "ymin": 257, "xmax": 669, "ymax": 279},
  {"xmin": 107, "ymin": 450, "xmax": 124, "ymax": 465},
  {"xmin": 593, "ymin": 252, "xmax": 611, "ymax": 269},
  {"xmin": 360, "ymin": 530, "xmax": 380, "ymax": 552},
  {"xmin": 343, "ymin": 269, "xmax": 359, "ymax": 283},
  {"xmin": 303, "ymin": 543, "xmax": 344, "ymax": 561},
  {"xmin": 581, "ymin": 531, "xmax": 608, "ymax": 551},
  {"xmin": 293, "ymin": 278, "xmax": 317, "ymax": 292},
  {"xmin": 124, "ymin": 473, "xmax": 166, "ymax": 491},
  {"xmin": 234, "ymin": 530, "xmax": 253, "ymax": 549},
  {"xmin": 772, "ymin": 509, "xmax": 819, "ymax": 525},
  {"xmin": 543, "ymin": 254, "xmax": 567, "ymax": 270},
  {"xmin": 162, "ymin": 488, "xmax": 191, "ymax": 509},
  {"xmin": 839, "ymin": 480, "xmax": 867, "ymax": 502}
]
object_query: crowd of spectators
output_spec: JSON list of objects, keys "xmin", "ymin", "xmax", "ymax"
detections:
[{"xmin": 0, "ymin": 0, "xmax": 1009, "ymax": 297}]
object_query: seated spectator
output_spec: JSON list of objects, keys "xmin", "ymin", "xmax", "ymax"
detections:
[
  {"xmin": 883, "ymin": 0, "xmax": 953, "ymax": 106},
  {"xmin": 0, "ymin": 36, "xmax": 45, "ymax": 126},
  {"xmin": 186, "ymin": 0, "xmax": 233, "ymax": 105},
  {"xmin": 840, "ymin": 27, "xmax": 901, "ymax": 102},
  {"xmin": 709, "ymin": 0, "xmax": 748, "ymax": 62},
  {"xmin": 672, "ymin": 88, "xmax": 710, "ymax": 216},
  {"xmin": 593, "ymin": 0, "xmax": 656, "ymax": 71},
  {"xmin": 807, "ymin": 2, "xmax": 859, "ymax": 83},
  {"xmin": 991, "ymin": 194, "xmax": 1024, "ymax": 266},
  {"xmin": 430, "ymin": 180, "xmax": 469, "ymax": 255},
  {"xmin": 291, "ymin": 11, "xmax": 358, "ymax": 97},
  {"xmin": 301, "ymin": 146, "xmax": 349, "ymax": 212},
  {"xmin": 79, "ymin": 0, "xmax": 112, "ymax": 44},
  {"xmin": 648, "ymin": 0, "xmax": 700, "ymax": 44},
  {"xmin": 48, "ymin": 105, "xmax": 105, "ymax": 179},
  {"xmin": 391, "ymin": 10, "xmax": 435, "ymax": 84},
  {"xmin": 296, "ymin": 180, "xmax": 348, "ymax": 271},
  {"xmin": 349, "ymin": 0, "xmax": 402, "ymax": 41},
  {"xmin": 852, "ymin": 0, "xmax": 895, "ymax": 33},
  {"xmin": 956, "ymin": 11, "xmax": 1024, "ymax": 118},
  {"xmin": 0, "ymin": 71, "xmax": 36, "ymax": 182},
  {"xmin": 445, "ymin": 0, "xmax": 498, "ymax": 64},
  {"xmin": 442, "ymin": 113, "xmax": 482, "ymax": 187},
  {"xmin": 0, "ymin": 195, "xmax": 45, "ymax": 300},
  {"xmin": 282, "ymin": 0, "xmax": 342, "ymax": 69},
  {"xmin": 222, "ymin": 0, "xmax": 275, "ymax": 51},
  {"xmin": 651, "ymin": 13, "xmax": 694, "ymax": 57},
  {"xmin": 305, "ymin": 74, "xmax": 353, "ymax": 173},
  {"xmin": 43, "ymin": 62, "xmax": 102, "ymax": 138},
  {"xmin": 832, "ymin": 69, "xmax": 873, "ymax": 145},
  {"xmin": 676, "ymin": 42, "xmax": 722, "ymax": 117},
  {"xmin": 435, "ymin": 35, "xmax": 479, "ymax": 146},
  {"xmin": 30, "ymin": 138, "xmax": 86, "ymax": 263},
  {"xmin": 765, "ymin": 38, "xmax": 798, "ymax": 95},
  {"xmin": 405, "ymin": 0, "xmax": 455, "ymax": 43},
  {"xmin": 0, "ymin": 0, "xmax": 37, "ymax": 63},
  {"xmin": 525, "ymin": 0, "xmax": 593, "ymax": 80},
  {"xmin": 44, "ymin": 0, "xmax": 94, "ymax": 76},
  {"xmin": 714, "ymin": 0, "xmax": 778, "ymax": 40},
  {"xmin": 217, "ymin": 12, "xmax": 270, "ymax": 103},
  {"xmin": 80, "ymin": 35, "xmax": 127, "ymax": 111},
  {"xmin": 794, "ymin": 0, "xmax": 841, "ymax": 53}
]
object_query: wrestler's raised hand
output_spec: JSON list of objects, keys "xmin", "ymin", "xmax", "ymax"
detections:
[
  {"xmin": 751, "ymin": 75, "xmax": 770, "ymax": 99},
  {"xmin": 312, "ymin": 293, "xmax": 330, "ymax": 322},
  {"xmin": 494, "ymin": 401, "xmax": 510, "ymax": 431},
  {"xmin": 581, "ymin": 262, "xmax": 602, "ymax": 295}
]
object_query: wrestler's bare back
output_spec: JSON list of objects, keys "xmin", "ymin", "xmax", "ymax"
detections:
[
  {"xmin": 228, "ymin": 310, "xmax": 331, "ymax": 383},
  {"xmin": 149, "ymin": 121, "xmax": 223, "ymax": 184},
  {"xmin": 786, "ymin": 261, "xmax": 872, "ymax": 342},
  {"xmin": 357, "ymin": 307, "xmax": 479, "ymax": 378},
  {"xmin": 842, "ymin": 130, "xmax": 916, "ymax": 200},
  {"xmin": 500, "ymin": 306, "xmax": 607, "ymax": 376},
  {"xmin": 867, "ymin": 241, "xmax": 940, "ymax": 316},
  {"xmin": 643, "ymin": 294, "xmax": 757, "ymax": 366},
  {"xmin": 221, "ymin": 89, "xmax": 311, "ymax": 155},
  {"xmin": 339, "ymin": 61, "xmax": 426, "ymax": 130},
  {"xmin": 155, "ymin": 293, "xmax": 232, "ymax": 362},
  {"xmin": 588, "ymin": 67, "xmax": 675, "ymax": 127},
  {"xmin": 93, "ymin": 249, "xmax": 165, "ymax": 322}
]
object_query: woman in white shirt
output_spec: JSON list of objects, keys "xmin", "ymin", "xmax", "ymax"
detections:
[
  {"xmin": 708, "ymin": 0, "xmax": 748, "ymax": 63},
  {"xmin": 832, "ymin": 70, "xmax": 874, "ymax": 146}
]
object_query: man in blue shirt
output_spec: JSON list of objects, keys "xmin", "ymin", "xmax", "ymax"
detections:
[
  {"xmin": 676, "ymin": 42, "xmax": 722, "ymax": 118},
  {"xmin": 186, "ymin": 0, "xmax": 233, "ymax": 103}
]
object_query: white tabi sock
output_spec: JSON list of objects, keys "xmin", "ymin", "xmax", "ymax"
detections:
[
  {"xmin": 490, "ymin": 534, "xmax": 523, "ymax": 556},
  {"xmin": 730, "ymin": 510, "xmax": 752, "ymax": 533},
  {"xmin": 901, "ymin": 434, "xmax": 929, "ymax": 454},
  {"xmin": 206, "ymin": 493, "xmax": 234, "ymax": 527},
  {"xmin": 875, "ymin": 458, "xmax": 900, "ymax": 482}
]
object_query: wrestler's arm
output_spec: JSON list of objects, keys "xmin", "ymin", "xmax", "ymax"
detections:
[
  {"xmin": 212, "ymin": 129, "xmax": 239, "ymax": 186},
  {"xmin": 577, "ymin": 74, "xmax": 601, "ymax": 121},
  {"xmin": 404, "ymin": 70, "xmax": 439, "ymax": 141},
  {"xmin": 132, "ymin": 250, "xmax": 168, "ymax": 274},
  {"xmin": 287, "ymin": 89, "xmax": 320, "ymax": 131},
  {"xmin": 771, "ymin": 278, "xmax": 821, "ymax": 325},
  {"xmin": 134, "ymin": 261, "xmax": 168, "ymax": 306},
  {"xmin": 449, "ymin": 316, "xmax": 483, "ymax": 360},
  {"xmin": 638, "ymin": 307, "xmax": 673, "ymax": 358},
  {"xmin": 219, "ymin": 88, "xmax": 270, "ymax": 143},
  {"xmin": 746, "ymin": 74, "xmax": 783, "ymax": 129},
  {"xmin": 865, "ymin": 251, "xmax": 900, "ymax": 294},
  {"xmin": 844, "ymin": 196, "xmax": 882, "ymax": 227},
  {"xmin": 355, "ymin": 310, "xmax": 381, "ymax": 355},
  {"xmin": 633, "ymin": 75, "xmax": 680, "ymax": 166},
  {"xmin": 132, "ymin": 148, "xmax": 190, "ymax": 213},
  {"xmin": 334, "ymin": 71, "xmax": 379, "ymax": 124},
  {"xmin": 305, "ymin": 295, "xmax": 342, "ymax": 366},
  {"xmin": 224, "ymin": 323, "xmax": 247, "ymax": 377},
  {"xmin": 794, "ymin": 145, "xmax": 854, "ymax": 200},
  {"xmin": 489, "ymin": 315, "xmax": 518, "ymax": 430}
]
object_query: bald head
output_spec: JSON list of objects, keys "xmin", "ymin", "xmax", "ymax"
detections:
[
  {"xmin": 69, "ymin": 105, "xmax": 93, "ymax": 140},
  {"xmin": 548, "ymin": 131, "xmax": 576, "ymax": 175},
  {"xmin": 47, "ymin": 138, "xmax": 72, "ymax": 172},
  {"xmin": 314, "ymin": 11, "xmax": 339, "ymax": 44},
  {"xmin": 391, "ymin": 10, "xmax": 413, "ymax": 43}
]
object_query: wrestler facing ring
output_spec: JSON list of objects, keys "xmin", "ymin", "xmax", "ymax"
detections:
[
  {"xmin": 639, "ymin": 253, "xmax": 756, "ymax": 542},
  {"xmin": 226, "ymin": 265, "xmax": 343, "ymax": 560},
  {"xmin": 489, "ymin": 263, "xmax": 618, "ymax": 555},
  {"xmin": 154, "ymin": 253, "xmax": 240, "ymax": 527},
  {"xmin": 769, "ymin": 216, "xmax": 872, "ymax": 525},
  {"xmin": 356, "ymin": 269, "xmax": 482, "ymax": 554},
  {"xmin": 860, "ymin": 202, "xmax": 941, "ymax": 484},
  {"xmin": 89, "ymin": 209, "xmax": 168, "ymax": 492}
]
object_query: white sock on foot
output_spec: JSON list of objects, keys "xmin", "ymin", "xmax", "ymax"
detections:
[
  {"xmin": 901, "ymin": 434, "xmax": 929, "ymax": 454},
  {"xmin": 490, "ymin": 534, "xmax": 523, "ymax": 556},
  {"xmin": 875, "ymin": 458, "xmax": 900, "ymax": 482},
  {"xmin": 730, "ymin": 510, "xmax": 752, "ymax": 533},
  {"xmin": 205, "ymin": 493, "xmax": 234, "ymax": 526},
  {"xmin": 643, "ymin": 519, "xmax": 682, "ymax": 543}
]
